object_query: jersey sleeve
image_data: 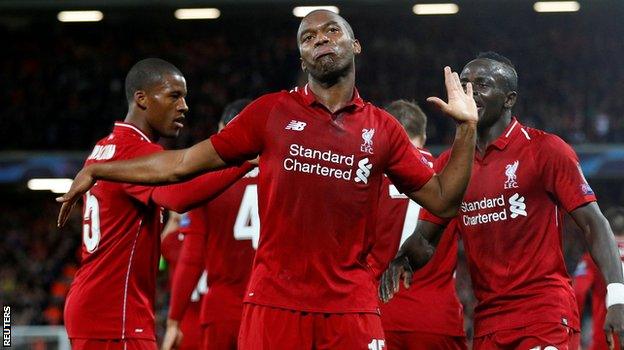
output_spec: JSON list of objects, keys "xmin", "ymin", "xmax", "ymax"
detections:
[
  {"xmin": 210, "ymin": 94, "xmax": 276, "ymax": 164},
  {"xmin": 121, "ymin": 142, "xmax": 164, "ymax": 205},
  {"xmin": 538, "ymin": 134, "xmax": 597, "ymax": 213},
  {"xmin": 384, "ymin": 117, "xmax": 435, "ymax": 194},
  {"xmin": 151, "ymin": 162, "xmax": 255, "ymax": 213},
  {"xmin": 168, "ymin": 210, "xmax": 207, "ymax": 321}
]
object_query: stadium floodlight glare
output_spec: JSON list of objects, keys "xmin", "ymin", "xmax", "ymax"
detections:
[
  {"xmin": 412, "ymin": 3, "xmax": 459, "ymax": 15},
  {"xmin": 292, "ymin": 6, "xmax": 340, "ymax": 18},
  {"xmin": 174, "ymin": 8, "xmax": 221, "ymax": 20},
  {"xmin": 27, "ymin": 178, "xmax": 74, "ymax": 194},
  {"xmin": 57, "ymin": 11, "xmax": 103, "ymax": 22},
  {"xmin": 533, "ymin": 1, "xmax": 580, "ymax": 12}
]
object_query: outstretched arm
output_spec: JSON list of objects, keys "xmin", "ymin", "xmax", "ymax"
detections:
[
  {"xmin": 570, "ymin": 202, "xmax": 624, "ymax": 348},
  {"xmin": 57, "ymin": 139, "xmax": 228, "ymax": 227},
  {"xmin": 379, "ymin": 220, "xmax": 445, "ymax": 302},
  {"xmin": 406, "ymin": 67, "xmax": 477, "ymax": 218}
]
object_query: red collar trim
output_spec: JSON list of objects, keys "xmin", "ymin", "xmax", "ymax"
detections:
[{"xmin": 297, "ymin": 83, "xmax": 365, "ymax": 110}]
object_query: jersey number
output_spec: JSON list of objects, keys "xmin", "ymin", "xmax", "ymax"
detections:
[
  {"xmin": 83, "ymin": 190, "xmax": 101, "ymax": 253},
  {"xmin": 368, "ymin": 339, "xmax": 386, "ymax": 350},
  {"xmin": 389, "ymin": 185, "xmax": 422, "ymax": 245},
  {"xmin": 234, "ymin": 185, "xmax": 260, "ymax": 249}
]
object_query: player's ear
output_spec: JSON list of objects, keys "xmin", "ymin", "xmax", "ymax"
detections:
[
  {"xmin": 134, "ymin": 90, "xmax": 148, "ymax": 110},
  {"xmin": 300, "ymin": 57, "xmax": 308, "ymax": 72},
  {"xmin": 352, "ymin": 39, "xmax": 361, "ymax": 55},
  {"xmin": 504, "ymin": 91, "xmax": 517, "ymax": 109}
]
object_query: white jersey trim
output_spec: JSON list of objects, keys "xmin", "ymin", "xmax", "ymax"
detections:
[
  {"xmin": 121, "ymin": 219, "xmax": 143, "ymax": 339},
  {"xmin": 505, "ymin": 120, "xmax": 519, "ymax": 138},
  {"xmin": 114, "ymin": 122, "xmax": 152, "ymax": 143}
]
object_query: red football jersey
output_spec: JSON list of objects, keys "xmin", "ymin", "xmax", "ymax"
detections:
[
  {"xmin": 573, "ymin": 241, "xmax": 624, "ymax": 350},
  {"xmin": 65, "ymin": 122, "xmax": 163, "ymax": 340},
  {"xmin": 372, "ymin": 150, "xmax": 465, "ymax": 336},
  {"xmin": 421, "ymin": 118, "xmax": 596, "ymax": 336},
  {"xmin": 210, "ymin": 85, "xmax": 434, "ymax": 313},
  {"xmin": 161, "ymin": 231, "xmax": 203, "ymax": 349},
  {"xmin": 176, "ymin": 169, "xmax": 258, "ymax": 325}
]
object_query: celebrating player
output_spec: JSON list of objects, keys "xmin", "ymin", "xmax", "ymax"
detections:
[
  {"xmin": 371, "ymin": 100, "xmax": 466, "ymax": 349},
  {"xmin": 62, "ymin": 58, "xmax": 254, "ymax": 350},
  {"xmin": 380, "ymin": 52, "xmax": 624, "ymax": 349},
  {"xmin": 58, "ymin": 11, "xmax": 478, "ymax": 349},
  {"xmin": 161, "ymin": 99, "xmax": 256, "ymax": 350},
  {"xmin": 574, "ymin": 207, "xmax": 624, "ymax": 350}
]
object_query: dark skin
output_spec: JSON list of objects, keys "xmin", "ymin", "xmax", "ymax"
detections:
[
  {"xmin": 56, "ymin": 10, "xmax": 479, "ymax": 228},
  {"xmin": 128, "ymin": 72, "xmax": 188, "ymax": 141},
  {"xmin": 379, "ymin": 58, "xmax": 624, "ymax": 349}
]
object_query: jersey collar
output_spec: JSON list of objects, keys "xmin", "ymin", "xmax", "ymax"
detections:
[
  {"xmin": 490, "ymin": 117, "xmax": 524, "ymax": 151},
  {"xmin": 113, "ymin": 122, "xmax": 154, "ymax": 143},
  {"xmin": 296, "ymin": 84, "xmax": 365, "ymax": 111}
]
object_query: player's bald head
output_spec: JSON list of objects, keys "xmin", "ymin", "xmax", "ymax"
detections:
[
  {"xmin": 221, "ymin": 98, "xmax": 252, "ymax": 126},
  {"xmin": 297, "ymin": 10, "xmax": 355, "ymax": 41},
  {"xmin": 125, "ymin": 58, "xmax": 183, "ymax": 103}
]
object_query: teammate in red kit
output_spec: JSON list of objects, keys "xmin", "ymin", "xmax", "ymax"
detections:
[
  {"xmin": 61, "ymin": 58, "xmax": 255, "ymax": 350},
  {"xmin": 161, "ymin": 99, "xmax": 256, "ymax": 350},
  {"xmin": 574, "ymin": 207, "xmax": 624, "ymax": 350},
  {"xmin": 160, "ymin": 212, "xmax": 203, "ymax": 350},
  {"xmin": 58, "ymin": 11, "xmax": 479, "ymax": 349},
  {"xmin": 372, "ymin": 100, "xmax": 466, "ymax": 349},
  {"xmin": 380, "ymin": 52, "xmax": 624, "ymax": 350}
]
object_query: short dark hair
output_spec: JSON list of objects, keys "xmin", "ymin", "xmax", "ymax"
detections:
[
  {"xmin": 221, "ymin": 99, "xmax": 252, "ymax": 126},
  {"xmin": 476, "ymin": 51, "xmax": 518, "ymax": 92},
  {"xmin": 300, "ymin": 10, "xmax": 355, "ymax": 40},
  {"xmin": 605, "ymin": 206, "xmax": 624, "ymax": 236},
  {"xmin": 124, "ymin": 58, "xmax": 183, "ymax": 103},
  {"xmin": 384, "ymin": 100, "xmax": 427, "ymax": 139}
]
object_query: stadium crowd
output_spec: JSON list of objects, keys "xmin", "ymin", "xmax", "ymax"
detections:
[{"xmin": 2, "ymin": 11, "xmax": 624, "ymax": 152}]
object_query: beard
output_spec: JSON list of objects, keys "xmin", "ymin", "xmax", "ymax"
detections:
[{"xmin": 306, "ymin": 54, "xmax": 353, "ymax": 85}]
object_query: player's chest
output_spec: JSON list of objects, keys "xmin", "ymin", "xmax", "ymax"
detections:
[{"xmin": 459, "ymin": 149, "xmax": 543, "ymax": 229}]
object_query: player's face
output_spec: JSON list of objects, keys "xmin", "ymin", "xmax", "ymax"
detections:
[
  {"xmin": 145, "ymin": 73, "xmax": 188, "ymax": 138},
  {"xmin": 460, "ymin": 59, "xmax": 512, "ymax": 130},
  {"xmin": 298, "ymin": 11, "xmax": 361, "ymax": 83}
]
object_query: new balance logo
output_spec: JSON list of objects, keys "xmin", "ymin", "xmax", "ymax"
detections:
[
  {"xmin": 509, "ymin": 193, "xmax": 527, "ymax": 218},
  {"xmin": 285, "ymin": 120, "xmax": 307, "ymax": 131},
  {"xmin": 355, "ymin": 158, "xmax": 372, "ymax": 184}
]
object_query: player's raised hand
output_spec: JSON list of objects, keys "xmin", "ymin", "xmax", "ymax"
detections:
[
  {"xmin": 56, "ymin": 167, "xmax": 96, "ymax": 228},
  {"xmin": 604, "ymin": 304, "xmax": 624, "ymax": 350},
  {"xmin": 161, "ymin": 319, "xmax": 183, "ymax": 350},
  {"xmin": 379, "ymin": 255, "xmax": 413, "ymax": 303},
  {"xmin": 427, "ymin": 66, "xmax": 478, "ymax": 125}
]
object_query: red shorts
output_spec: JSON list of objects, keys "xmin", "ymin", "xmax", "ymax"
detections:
[
  {"xmin": 70, "ymin": 339, "xmax": 156, "ymax": 350},
  {"xmin": 385, "ymin": 331, "xmax": 467, "ymax": 350},
  {"xmin": 473, "ymin": 323, "xmax": 579, "ymax": 350},
  {"xmin": 201, "ymin": 320, "xmax": 240, "ymax": 350},
  {"xmin": 238, "ymin": 304, "xmax": 386, "ymax": 350}
]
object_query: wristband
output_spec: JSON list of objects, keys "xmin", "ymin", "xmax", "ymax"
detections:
[{"xmin": 606, "ymin": 283, "xmax": 624, "ymax": 308}]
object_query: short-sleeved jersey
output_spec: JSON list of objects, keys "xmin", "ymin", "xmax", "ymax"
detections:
[
  {"xmin": 421, "ymin": 118, "xmax": 596, "ymax": 336},
  {"xmin": 161, "ymin": 231, "xmax": 202, "ymax": 349},
  {"xmin": 180, "ymin": 169, "xmax": 258, "ymax": 325},
  {"xmin": 210, "ymin": 85, "xmax": 434, "ymax": 313},
  {"xmin": 372, "ymin": 150, "xmax": 465, "ymax": 336},
  {"xmin": 65, "ymin": 122, "xmax": 164, "ymax": 340},
  {"xmin": 573, "ymin": 241, "xmax": 624, "ymax": 350}
]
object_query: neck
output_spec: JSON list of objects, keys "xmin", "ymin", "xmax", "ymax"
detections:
[
  {"xmin": 476, "ymin": 112, "xmax": 512, "ymax": 154},
  {"xmin": 307, "ymin": 68, "xmax": 356, "ymax": 113},
  {"xmin": 410, "ymin": 137, "xmax": 425, "ymax": 148},
  {"xmin": 124, "ymin": 107, "xmax": 157, "ymax": 142}
]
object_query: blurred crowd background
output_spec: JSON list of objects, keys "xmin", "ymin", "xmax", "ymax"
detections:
[{"xmin": 2, "ymin": 0, "xmax": 624, "ymax": 346}]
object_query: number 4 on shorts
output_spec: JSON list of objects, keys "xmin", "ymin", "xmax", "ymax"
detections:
[{"xmin": 368, "ymin": 339, "xmax": 385, "ymax": 350}]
